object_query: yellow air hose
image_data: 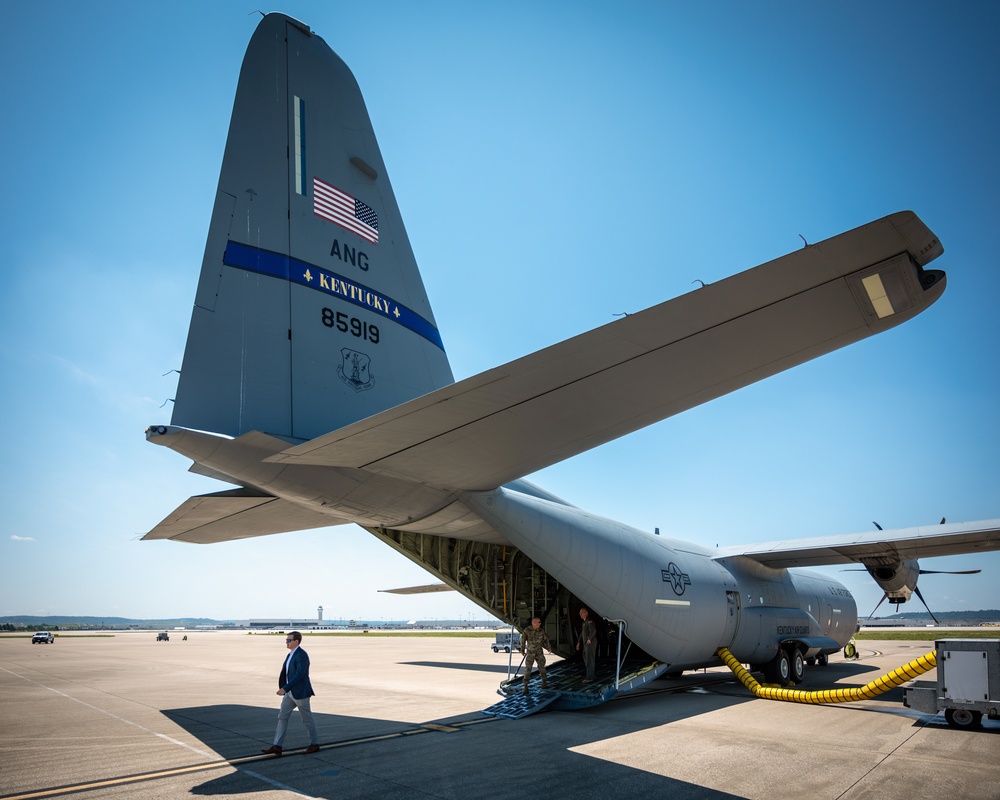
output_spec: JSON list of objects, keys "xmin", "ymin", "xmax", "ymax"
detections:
[{"xmin": 716, "ymin": 646, "xmax": 937, "ymax": 704}]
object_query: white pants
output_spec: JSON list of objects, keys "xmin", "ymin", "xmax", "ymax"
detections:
[{"xmin": 273, "ymin": 692, "xmax": 318, "ymax": 747}]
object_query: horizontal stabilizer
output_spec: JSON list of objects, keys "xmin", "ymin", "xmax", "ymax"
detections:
[
  {"xmin": 716, "ymin": 519, "xmax": 1000, "ymax": 569},
  {"xmin": 142, "ymin": 489, "xmax": 344, "ymax": 544},
  {"xmin": 377, "ymin": 583, "xmax": 454, "ymax": 595},
  {"xmin": 266, "ymin": 212, "xmax": 945, "ymax": 490}
]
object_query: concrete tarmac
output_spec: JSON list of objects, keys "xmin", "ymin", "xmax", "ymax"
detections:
[{"xmin": 1, "ymin": 632, "xmax": 997, "ymax": 800}]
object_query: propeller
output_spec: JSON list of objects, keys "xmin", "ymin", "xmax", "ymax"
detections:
[
  {"xmin": 912, "ymin": 585, "xmax": 941, "ymax": 625},
  {"xmin": 867, "ymin": 593, "xmax": 889, "ymax": 619},
  {"xmin": 919, "ymin": 569, "xmax": 981, "ymax": 575}
]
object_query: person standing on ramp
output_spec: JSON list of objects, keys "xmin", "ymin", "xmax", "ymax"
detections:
[
  {"xmin": 520, "ymin": 617, "xmax": 552, "ymax": 694},
  {"xmin": 577, "ymin": 608, "xmax": 597, "ymax": 683}
]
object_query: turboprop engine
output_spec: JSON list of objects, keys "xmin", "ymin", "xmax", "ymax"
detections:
[
  {"xmin": 859, "ymin": 555, "xmax": 980, "ymax": 623},
  {"xmin": 863, "ymin": 557, "xmax": 920, "ymax": 604}
]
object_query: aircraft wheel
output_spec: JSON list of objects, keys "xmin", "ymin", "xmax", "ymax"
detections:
[
  {"xmin": 787, "ymin": 647, "xmax": 805, "ymax": 684},
  {"xmin": 816, "ymin": 653, "xmax": 829, "ymax": 667},
  {"xmin": 944, "ymin": 708, "xmax": 983, "ymax": 729},
  {"xmin": 844, "ymin": 642, "xmax": 857, "ymax": 659},
  {"xmin": 762, "ymin": 649, "xmax": 791, "ymax": 684}
]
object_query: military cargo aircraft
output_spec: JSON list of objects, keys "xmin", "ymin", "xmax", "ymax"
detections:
[{"xmin": 143, "ymin": 13, "xmax": 999, "ymax": 704}]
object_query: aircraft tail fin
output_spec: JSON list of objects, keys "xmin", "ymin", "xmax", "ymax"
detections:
[{"xmin": 171, "ymin": 13, "xmax": 453, "ymax": 442}]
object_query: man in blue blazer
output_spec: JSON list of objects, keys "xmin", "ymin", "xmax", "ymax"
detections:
[{"xmin": 261, "ymin": 631, "xmax": 320, "ymax": 755}]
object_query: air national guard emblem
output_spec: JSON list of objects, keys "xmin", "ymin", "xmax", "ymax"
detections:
[{"xmin": 338, "ymin": 348, "xmax": 375, "ymax": 392}]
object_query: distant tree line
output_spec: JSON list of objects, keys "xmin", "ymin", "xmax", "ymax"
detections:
[
  {"xmin": 884, "ymin": 609, "xmax": 1000, "ymax": 621},
  {"xmin": 0, "ymin": 624, "xmax": 63, "ymax": 632}
]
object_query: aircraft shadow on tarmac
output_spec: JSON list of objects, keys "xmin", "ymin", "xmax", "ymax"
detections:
[
  {"xmin": 161, "ymin": 659, "xmax": 933, "ymax": 798},
  {"xmin": 162, "ymin": 692, "xmax": 754, "ymax": 799}
]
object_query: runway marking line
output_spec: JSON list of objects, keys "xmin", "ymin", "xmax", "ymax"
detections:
[{"xmin": 0, "ymin": 718, "xmax": 498, "ymax": 800}]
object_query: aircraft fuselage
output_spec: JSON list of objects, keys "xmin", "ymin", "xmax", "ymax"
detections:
[{"xmin": 465, "ymin": 487, "xmax": 856, "ymax": 670}]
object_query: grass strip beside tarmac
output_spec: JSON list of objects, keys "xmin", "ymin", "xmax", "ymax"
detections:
[{"xmin": 855, "ymin": 629, "xmax": 999, "ymax": 640}]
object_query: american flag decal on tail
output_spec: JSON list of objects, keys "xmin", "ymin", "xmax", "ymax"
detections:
[{"xmin": 313, "ymin": 177, "xmax": 379, "ymax": 244}]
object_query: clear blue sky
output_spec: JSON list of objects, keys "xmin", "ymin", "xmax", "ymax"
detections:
[{"xmin": 2, "ymin": 1, "xmax": 997, "ymax": 621}]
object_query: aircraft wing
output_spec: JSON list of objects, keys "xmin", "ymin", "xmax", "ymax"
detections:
[
  {"xmin": 266, "ymin": 211, "xmax": 944, "ymax": 490},
  {"xmin": 713, "ymin": 519, "xmax": 1000, "ymax": 569},
  {"xmin": 142, "ymin": 488, "xmax": 345, "ymax": 544},
  {"xmin": 378, "ymin": 583, "xmax": 454, "ymax": 595}
]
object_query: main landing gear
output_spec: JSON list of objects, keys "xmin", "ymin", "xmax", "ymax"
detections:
[{"xmin": 757, "ymin": 645, "xmax": 811, "ymax": 685}]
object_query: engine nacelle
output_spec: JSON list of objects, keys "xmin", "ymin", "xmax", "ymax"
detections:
[{"xmin": 864, "ymin": 557, "xmax": 920, "ymax": 603}]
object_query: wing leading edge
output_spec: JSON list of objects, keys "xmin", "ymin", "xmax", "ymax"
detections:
[
  {"xmin": 714, "ymin": 520, "xmax": 1000, "ymax": 569},
  {"xmin": 143, "ymin": 488, "xmax": 345, "ymax": 544},
  {"xmin": 266, "ymin": 211, "xmax": 945, "ymax": 491}
]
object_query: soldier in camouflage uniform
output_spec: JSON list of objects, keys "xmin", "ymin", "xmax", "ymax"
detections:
[
  {"xmin": 577, "ymin": 607, "xmax": 597, "ymax": 683},
  {"xmin": 520, "ymin": 616, "xmax": 552, "ymax": 693}
]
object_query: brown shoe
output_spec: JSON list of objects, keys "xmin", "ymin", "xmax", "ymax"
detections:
[
  {"xmin": 304, "ymin": 745, "xmax": 320, "ymax": 754},
  {"xmin": 260, "ymin": 745, "xmax": 283, "ymax": 756}
]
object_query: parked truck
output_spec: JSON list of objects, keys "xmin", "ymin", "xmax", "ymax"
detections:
[
  {"xmin": 903, "ymin": 639, "xmax": 999, "ymax": 729},
  {"xmin": 492, "ymin": 632, "xmax": 522, "ymax": 653}
]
